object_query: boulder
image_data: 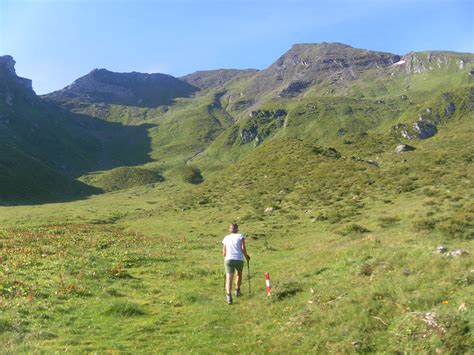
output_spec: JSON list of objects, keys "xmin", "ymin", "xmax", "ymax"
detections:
[
  {"xmin": 395, "ymin": 144, "xmax": 416, "ymax": 153},
  {"xmin": 413, "ymin": 120, "xmax": 437, "ymax": 139},
  {"xmin": 447, "ymin": 249, "xmax": 468, "ymax": 257},
  {"xmin": 436, "ymin": 245, "xmax": 448, "ymax": 254},
  {"xmin": 445, "ymin": 102, "xmax": 455, "ymax": 115}
]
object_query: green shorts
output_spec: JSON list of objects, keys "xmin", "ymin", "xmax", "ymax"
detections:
[{"xmin": 225, "ymin": 259, "xmax": 244, "ymax": 274}]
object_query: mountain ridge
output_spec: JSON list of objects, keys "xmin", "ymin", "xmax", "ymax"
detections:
[
  {"xmin": 43, "ymin": 68, "xmax": 198, "ymax": 108},
  {"xmin": 1, "ymin": 42, "xmax": 473, "ymax": 202}
]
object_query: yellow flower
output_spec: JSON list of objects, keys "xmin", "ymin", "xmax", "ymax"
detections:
[{"xmin": 442, "ymin": 300, "xmax": 449, "ymax": 304}]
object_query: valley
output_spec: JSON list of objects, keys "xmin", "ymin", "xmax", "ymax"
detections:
[{"xmin": 0, "ymin": 43, "xmax": 472, "ymax": 352}]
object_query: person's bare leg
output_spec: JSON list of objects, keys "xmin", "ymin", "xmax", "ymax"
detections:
[
  {"xmin": 236, "ymin": 271, "xmax": 242, "ymax": 290},
  {"xmin": 226, "ymin": 273, "xmax": 233, "ymax": 295}
]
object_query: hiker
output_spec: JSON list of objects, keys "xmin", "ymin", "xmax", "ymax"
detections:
[{"xmin": 222, "ymin": 223, "xmax": 250, "ymax": 304}]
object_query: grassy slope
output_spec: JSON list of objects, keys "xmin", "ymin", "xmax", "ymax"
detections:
[
  {"xmin": 0, "ymin": 108, "xmax": 472, "ymax": 352},
  {"xmin": 0, "ymin": 52, "xmax": 472, "ymax": 352}
]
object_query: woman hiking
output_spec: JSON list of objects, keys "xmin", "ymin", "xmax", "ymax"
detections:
[{"xmin": 222, "ymin": 223, "xmax": 250, "ymax": 305}]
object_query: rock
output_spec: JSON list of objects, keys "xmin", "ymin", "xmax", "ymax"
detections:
[
  {"xmin": 395, "ymin": 144, "xmax": 416, "ymax": 153},
  {"xmin": 446, "ymin": 249, "xmax": 468, "ymax": 257},
  {"xmin": 458, "ymin": 302, "xmax": 467, "ymax": 312},
  {"xmin": 253, "ymin": 136, "xmax": 261, "ymax": 147},
  {"xmin": 413, "ymin": 120, "xmax": 437, "ymax": 139},
  {"xmin": 469, "ymin": 69, "xmax": 474, "ymax": 76},
  {"xmin": 445, "ymin": 102, "xmax": 455, "ymax": 115},
  {"xmin": 367, "ymin": 159, "xmax": 379, "ymax": 166},
  {"xmin": 0, "ymin": 55, "xmax": 34, "ymax": 91},
  {"xmin": 423, "ymin": 312, "xmax": 445, "ymax": 333},
  {"xmin": 337, "ymin": 128, "xmax": 346, "ymax": 137},
  {"xmin": 5, "ymin": 92, "xmax": 13, "ymax": 106},
  {"xmin": 401, "ymin": 267, "xmax": 410, "ymax": 276},
  {"xmin": 0, "ymin": 55, "xmax": 17, "ymax": 75},
  {"xmin": 436, "ymin": 245, "xmax": 448, "ymax": 254},
  {"xmin": 264, "ymin": 207, "xmax": 274, "ymax": 213},
  {"xmin": 426, "ymin": 108, "xmax": 432, "ymax": 114},
  {"xmin": 400, "ymin": 94, "xmax": 408, "ymax": 100},
  {"xmin": 351, "ymin": 341, "xmax": 361, "ymax": 349},
  {"xmin": 280, "ymin": 80, "xmax": 311, "ymax": 97},
  {"xmin": 274, "ymin": 109, "xmax": 287, "ymax": 118},
  {"xmin": 240, "ymin": 125, "xmax": 258, "ymax": 144}
]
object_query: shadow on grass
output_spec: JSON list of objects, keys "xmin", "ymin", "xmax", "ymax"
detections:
[{"xmin": 0, "ymin": 103, "xmax": 157, "ymax": 206}]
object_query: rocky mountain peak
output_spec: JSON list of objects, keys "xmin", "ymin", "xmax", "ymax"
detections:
[
  {"xmin": 44, "ymin": 68, "xmax": 198, "ymax": 108},
  {"xmin": 0, "ymin": 55, "xmax": 17, "ymax": 75},
  {"xmin": 0, "ymin": 55, "xmax": 35, "ymax": 106},
  {"xmin": 246, "ymin": 42, "xmax": 401, "ymax": 98}
]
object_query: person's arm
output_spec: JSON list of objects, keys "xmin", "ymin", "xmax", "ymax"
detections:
[
  {"xmin": 222, "ymin": 244, "xmax": 226, "ymax": 258},
  {"xmin": 241, "ymin": 239, "xmax": 250, "ymax": 261}
]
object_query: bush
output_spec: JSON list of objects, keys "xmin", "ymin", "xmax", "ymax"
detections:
[{"xmin": 271, "ymin": 280, "xmax": 302, "ymax": 300}]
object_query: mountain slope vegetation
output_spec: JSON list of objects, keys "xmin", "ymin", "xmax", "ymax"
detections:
[{"xmin": 0, "ymin": 43, "xmax": 472, "ymax": 351}]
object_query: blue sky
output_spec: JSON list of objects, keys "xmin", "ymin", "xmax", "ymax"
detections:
[{"xmin": 1, "ymin": 0, "xmax": 473, "ymax": 94}]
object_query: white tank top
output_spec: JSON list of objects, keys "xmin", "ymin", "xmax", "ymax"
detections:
[{"xmin": 222, "ymin": 233, "xmax": 245, "ymax": 261}]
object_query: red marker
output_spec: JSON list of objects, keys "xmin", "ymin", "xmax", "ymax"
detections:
[{"xmin": 265, "ymin": 272, "xmax": 271, "ymax": 296}]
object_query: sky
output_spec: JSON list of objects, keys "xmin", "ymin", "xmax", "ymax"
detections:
[{"xmin": 1, "ymin": 0, "xmax": 473, "ymax": 94}]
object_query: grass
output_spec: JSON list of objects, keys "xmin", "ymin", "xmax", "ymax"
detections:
[
  {"xmin": 0, "ymin": 111, "xmax": 472, "ymax": 351},
  {"xmin": 0, "ymin": 48, "xmax": 472, "ymax": 352},
  {"xmin": 81, "ymin": 166, "xmax": 164, "ymax": 192}
]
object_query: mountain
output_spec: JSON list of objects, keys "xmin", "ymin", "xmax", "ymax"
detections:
[
  {"xmin": 1, "ymin": 42, "xmax": 473, "ymax": 354},
  {"xmin": 43, "ymin": 69, "xmax": 198, "ymax": 108},
  {"xmin": 0, "ymin": 56, "xmax": 155, "ymax": 203},
  {"xmin": 180, "ymin": 68, "xmax": 259, "ymax": 90},
  {"xmin": 243, "ymin": 42, "xmax": 401, "ymax": 99},
  {"xmin": 1, "ymin": 43, "xmax": 473, "ymax": 203}
]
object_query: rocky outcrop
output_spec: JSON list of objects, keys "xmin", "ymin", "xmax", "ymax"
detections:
[
  {"xmin": 0, "ymin": 55, "xmax": 35, "ymax": 107},
  {"xmin": 398, "ymin": 51, "xmax": 474, "ymax": 74},
  {"xmin": 240, "ymin": 109, "xmax": 287, "ymax": 146},
  {"xmin": 249, "ymin": 109, "xmax": 287, "ymax": 120},
  {"xmin": 445, "ymin": 102, "xmax": 455, "ymax": 115},
  {"xmin": 413, "ymin": 119, "xmax": 437, "ymax": 139},
  {"xmin": 240, "ymin": 125, "xmax": 258, "ymax": 144}
]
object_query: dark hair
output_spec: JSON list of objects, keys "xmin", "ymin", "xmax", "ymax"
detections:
[{"xmin": 229, "ymin": 223, "xmax": 238, "ymax": 232}]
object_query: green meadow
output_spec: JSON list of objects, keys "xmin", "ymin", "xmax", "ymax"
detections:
[{"xmin": 0, "ymin": 45, "xmax": 473, "ymax": 352}]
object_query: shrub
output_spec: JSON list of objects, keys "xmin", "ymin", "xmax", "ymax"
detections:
[{"xmin": 271, "ymin": 280, "xmax": 302, "ymax": 300}]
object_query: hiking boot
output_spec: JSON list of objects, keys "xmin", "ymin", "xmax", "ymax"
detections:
[
  {"xmin": 226, "ymin": 294, "xmax": 232, "ymax": 305},
  {"xmin": 235, "ymin": 288, "xmax": 241, "ymax": 297}
]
